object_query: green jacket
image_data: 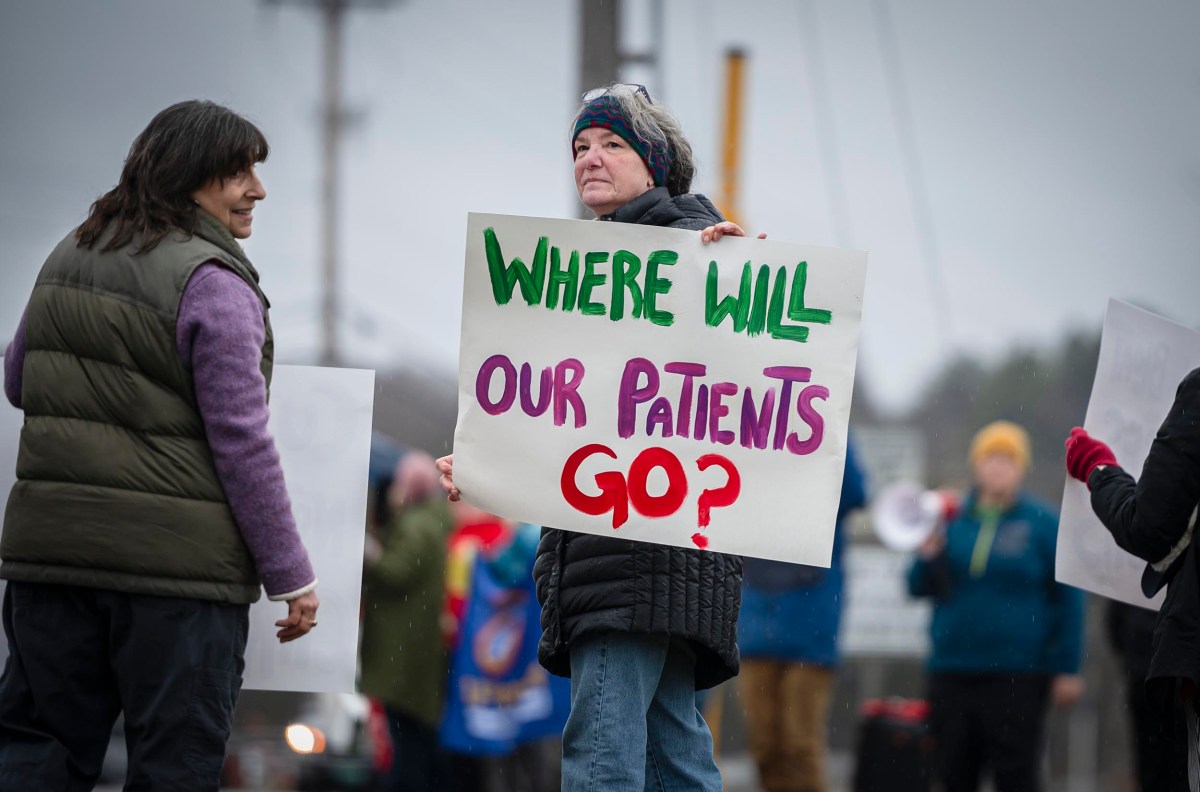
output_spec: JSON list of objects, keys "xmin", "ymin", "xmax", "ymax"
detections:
[
  {"xmin": 359, "ymin": 498, "xmax": 454, "ymax": 726},
  {"xmin": 1, "ymin": 212, "xmax": 272, "ymax": 604}
]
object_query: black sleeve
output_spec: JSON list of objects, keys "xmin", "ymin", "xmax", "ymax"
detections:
[
  {"xmin": 1104, "ymin": 599, "xmax": 1125, "ymax": 656},
  {"xmin": 907, "ymin": 552, "xmax": 955, "ymax": 601},
  {"xmin": 1089, "ymin": 367, "xmax": 1200, "ymax": 564},
  {"xmin": 667, "ymin": 217, "xmax": 713, "ymax": 231}
]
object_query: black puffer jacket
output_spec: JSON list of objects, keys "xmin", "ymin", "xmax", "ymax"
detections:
[
  {"xmin": 1089, "ymin": 367, "xmax": 1200, "ymax": 694},
  {"xmin": 533, "ymin": 187, "xmax": 743, "ymax": 690}
]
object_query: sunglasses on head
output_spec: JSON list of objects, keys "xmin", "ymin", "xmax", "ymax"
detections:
[{"xmin": 581, "ymin": 83, "xmax": 653, "ymax": 104}]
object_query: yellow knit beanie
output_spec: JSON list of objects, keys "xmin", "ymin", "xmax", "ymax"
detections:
[{"xmin": 969, "ymin": 420, "xmax": 1031, "ymax": 471}]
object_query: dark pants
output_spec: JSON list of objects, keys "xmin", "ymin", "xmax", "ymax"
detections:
[
  {"xmin": 444, "ymin": 751, "xmax": 487, "ymax": 792},
  {"xmin": 482, "ymin": 738, "xmax": 562, "ymax": 792},
  {"xmin": 1123, "ymin": 667, "xmax": 1190, "ymax": 787},
  {"xmin": 383, "ymin": 707, "xmax": 448, "ymax": 792},
  {"xmin": 1126, "ymin": 670, "xmax": 1192, "ymax": 792},
  {"xmin": 927, "ymin": 672, "xmax": 1050, "ymax": 792},
  {"xmin": 0, "ymin": 582, "xmax": 249, "ymax": 791}
]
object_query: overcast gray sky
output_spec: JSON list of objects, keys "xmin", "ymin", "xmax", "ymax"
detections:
[{"xmin": 2, "ymin": 0, "xmax": 1196, "ymax": 413}]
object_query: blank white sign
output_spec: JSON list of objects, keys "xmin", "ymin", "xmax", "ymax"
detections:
[
  {"xmin": 0, "ymin": 361, "xmax": 374, "ymax": 693},
  {"xmin": 244, "ymin": 364, "xmax": 374, "ymax": 692},
  {"xmin": 1056, "ymin": 301, "xmax": 1200, "ymax": 609}
]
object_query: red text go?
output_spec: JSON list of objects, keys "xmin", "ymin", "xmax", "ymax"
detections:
[{"xmin": 560, "ymin": 444, "xmax": 741, "ymax": 548}]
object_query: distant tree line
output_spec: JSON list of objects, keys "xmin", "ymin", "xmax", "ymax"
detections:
[{"xmin": 856, "ymin": 331, "xmax": 1102, "ymax": 503}]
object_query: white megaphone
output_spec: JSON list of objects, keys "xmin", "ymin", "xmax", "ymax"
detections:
[{"xmin": 871, "ymin": 481, "xmax": 958, "ymax": 552}]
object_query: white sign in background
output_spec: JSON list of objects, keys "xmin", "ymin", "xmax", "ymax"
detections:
[
  {"xmin": 454, "ymin": 213, "xmax": 867, "ymax": 566},
  {"xmin": 245, "ymin": 365, "xmax": 373, "ymax": 692},
  {"xmin": 0, "ymin": 362, "xmax": 373, "ymax": 693},
  {"xmin": 1056, "ymin": 300, "xmax": 1200, "ymax": 609},
  {"xmin": 841, "ymin": 545, "xmax": 931, "ymax": 657}
]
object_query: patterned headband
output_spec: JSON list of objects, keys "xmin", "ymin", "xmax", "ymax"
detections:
[{"xmin": 571, "ymin": 95, "xmax": 672, "ymax": 188}]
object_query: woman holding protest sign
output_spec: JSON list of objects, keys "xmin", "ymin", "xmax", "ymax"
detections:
[
  {"xmin": 0, "ymin": 100, "xmax": 319, "ymax": 790},
  {"xmin": 907, "ymin": 421, "xmax": 1085, "ymax": 792},
  {"xmin": 1065, "ymin": 367, "xmax": 1200, "ymax": 791},
  {"xmin": 437, "ymin": 82, "xmax": 757, "ymax": 792}
]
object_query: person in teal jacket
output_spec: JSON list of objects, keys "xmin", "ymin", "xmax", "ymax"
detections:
[{"xmin": 907, "ymin": 420, "xmax": 1085, "ymax": 792}]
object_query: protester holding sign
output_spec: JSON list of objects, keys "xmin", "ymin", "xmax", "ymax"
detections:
[
  {"xmin": 1066, "ymin": 367, "xmax": 1200, "ymax": 791},
  {"xmin": 0, "ymin": 101, "xmax": 319, "ymax": 790},
  {"xmin": 908, "ymin": 421, "xmax": 1085, "ymax": 792},
  {"xmin": 437, "ymin": 82, "xmax": 758, "ymax": 792}
]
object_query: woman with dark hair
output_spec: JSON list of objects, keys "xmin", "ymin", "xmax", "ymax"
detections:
[
  {"xmin": 0, "ymin": 100, "xmax": 319, "ymax": 790},
  {"xmin": 438, "ymin": 83, "xmax": 754, "ymax": 792}
]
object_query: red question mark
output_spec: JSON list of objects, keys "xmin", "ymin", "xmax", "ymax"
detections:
[{"xmin": 693, "ymin": 454, "xmax": 741, "ymax": 548}]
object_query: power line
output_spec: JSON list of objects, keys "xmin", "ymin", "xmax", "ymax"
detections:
[
  {"xmin": 796, "ymin": 0, "xmax": 853, "ymax": 249},
  {"xmin": 869, "ymin": 0, "xmax": 956, "ymax": 351}
]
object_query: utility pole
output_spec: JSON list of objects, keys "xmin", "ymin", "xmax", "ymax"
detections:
[
  {"xmin": 578, "ymin": 0, "xmax": 665, "ymax": 96},
  {"xmin": 266, "ymin": 0, "xmax": 398, "ymax": 367},
  {"xmin": 576, "ymin": 0, "xmax": 665, "ymax": 215},
  {"xmin": 578, "ymin": 0, "xmax": 621, "ymax": 100},
  {"xmin": 318, "ymin": 0, "xmax": 345, "ymax": 367}
]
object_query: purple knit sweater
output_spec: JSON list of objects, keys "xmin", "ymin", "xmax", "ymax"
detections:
[{"xmin": 4, "ymin": 262, "xmax": 316, "ymax": 601}]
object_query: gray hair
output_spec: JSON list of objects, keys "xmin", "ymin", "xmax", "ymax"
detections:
[{"xmin": 571, "ymin": 85, "xmax": 696, "ymax": 196}]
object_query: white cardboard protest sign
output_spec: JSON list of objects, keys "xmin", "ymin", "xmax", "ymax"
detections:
[
  {"xmin": 0, "ymin": 361, "xmax": 373, "ymax": 693},
  {"xmin": 1056, "ymin": 300, "xmax": 1200, "ymax": 609},
  {"xmin": 244, "ymin": 364, "xmax": 373, "ymax": 692},
  {"xmin": 453, "ymin": 213, "xmax": 867, "ymax": 566}
]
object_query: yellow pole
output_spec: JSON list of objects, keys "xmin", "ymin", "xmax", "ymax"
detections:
[{"xmin": 719, "ymin": 48, "xmax": 747, "ymax": 227}]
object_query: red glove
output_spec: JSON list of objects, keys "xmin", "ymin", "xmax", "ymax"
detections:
[{"xmin": 1064, "ymin": 426, "xmax": 1117, "ymax": 487}]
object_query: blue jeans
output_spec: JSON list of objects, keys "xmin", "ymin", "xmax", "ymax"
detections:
[{"xmin": 561, "ymin": 632, "xmax": 722, "ymax": 792}]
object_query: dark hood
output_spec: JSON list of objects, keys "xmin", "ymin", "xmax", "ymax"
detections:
[{"xmin": 600, "ymin": 186, "xmax": 724, "ymax": 231}]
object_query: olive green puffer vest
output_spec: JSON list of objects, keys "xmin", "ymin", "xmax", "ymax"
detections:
[{"xmin": 1, "ymin": 212, "xmax": 273, "ymax": 603}]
